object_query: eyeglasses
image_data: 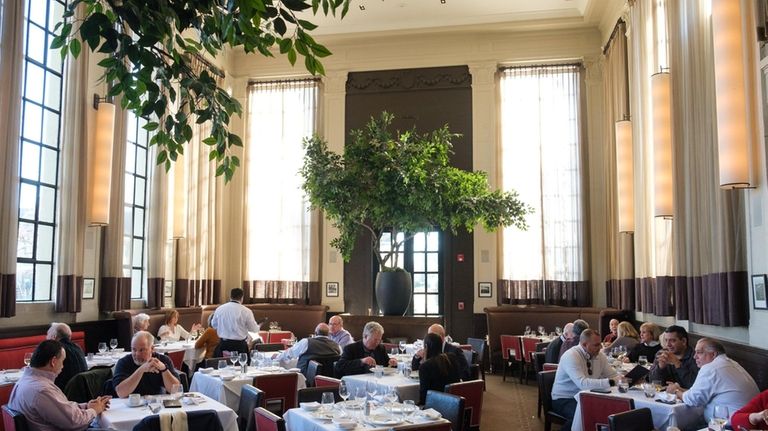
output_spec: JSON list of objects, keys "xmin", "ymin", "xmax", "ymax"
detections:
[{"xmin": 586, "ymin": 359, "xmax": 592, "ymax": 376}]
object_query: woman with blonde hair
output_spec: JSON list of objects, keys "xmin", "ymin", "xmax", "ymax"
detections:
[
  {"xmin": 157, "ymin": 309, "xmax": 201, "ymax": 342},
  {"xmin": 626, "ymin": 322, "xmax": 663, "ymax": 363},
  {"xmin": 602, "ymin": 321, "xmax": 639, "ymax": 355}
]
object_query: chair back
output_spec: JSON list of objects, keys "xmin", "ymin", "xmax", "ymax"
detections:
[
  {"xmin": 424, "ymin": 390, "xmax": 465, "ymax": 431},
  {"xmin": 254, "ymin": 407, "xmax": 286, "ymax": 431},
  {"xmin": 205, "ymin": 357, "xmax": 232, "ymax": 369},
  {"xmin": 543, "ymin": 363, "xmax": 559, "ymax": 371},
  {"xmin": 237, "ymin": 384, "xmax": 264, "ymax": 431},
  {"xmin": 267, "ymin": 331, "xmax": 293, "ymax": 344},
  {"xmin": 608, "ymin": 407, "xmax": 654, "ymax": 431},
  {"xmin": 305, "ymin": 360, "xmax": 321, "ymax": 387},
  {"xmin": 468, "ymin": 364, "xmax": 480, "ymax": 381},
  {"xmin": 131, "ymin": 409, "xmax": 223, "ymax": 431},
  {"xmin": 252, "ymin": 373, "xmax": 298, "ymax": 416},
  {"xmin": 461, "ymin": 349, "xmax": 475, "ymax": 366},
  {"xmin": 500, "ymin": 335, "xmax": 522, "ymax": 362},
  {"xmin": 531, "ymin": 351, "xmax": 546, "ymax": 373},
  {"xmin": 178, "ymin": 373, "xmax": 189, "ymax": 393},
  {"xmin": 63, "ymin": 366, "xmax": 113, "ymax": 403},
  {"xmin": 314, "ymin": 376, "xmax": 341, "ymax": 388},
  {"xmin": 445, "ymin": 380, "xmax": 483, "ymax": 429},
  {"xmin": 466, "ymin": 337, "xmax": 486, "ymax": 364},
  {"xmin": 165, "ymin": 350, "xmax": 185, "ymax": 371},
  {"xmin": 2, "ymin": 405, "xmax": 29, "ymax": 431},
  {"xmin": 396, "ymin": 423, "xmax": 452, "ymax": 431},
  {"xmin": 580, "ymin": 393, "xmax": 634, "ymax": 431},
  {"xmin": 297, "ymin": 387, "xmax": 342, "ymax": 403},
  {"xmin": 537, "ymin": 370, "xmax": 557, "ymax": 413},
  {"xmin": 253, "ymin": 343, "xmax": 284, "ymax": 352},
  {"xmin": 521, "ymin": 337, "xmax": 539, "ymax": 364}
]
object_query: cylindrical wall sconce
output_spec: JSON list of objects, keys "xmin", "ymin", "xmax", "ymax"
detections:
[
  {"xmin": 712, "ymin": 0, "xmax": 756, "ymax": 189},
  {"xmin": 615, "ymin": 118, "xmax": 634, "ymax": 232},
  {"xmin": 87, "ymin": 94, "xmax": 115, "ymax": 226},
  {"xmin": 652, "ymin": 72, "xmax": 673, "ymax": 219}
]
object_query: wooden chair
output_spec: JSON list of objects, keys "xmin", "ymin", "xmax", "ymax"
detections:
[
  {"xmin": 253, "ymin": 407, "xmax": 286, "ymax": 431},
  {"xmin": 466, "ymin": 337, "xmax": 486, "ymax": 382},
  {"xmin": 445, "ymin": 380, "xmax": 484, "ymax": 431},
  {"xmin": 165, "ymin": 350, "xmax": 185, "ymax": 371},
  {"xmin": 499, "ymin": 335, "xmax": 522, "ymax": 382},
  {"xmin": 314, "ymin": 375, "xmax": 342, "ymax": 388},
  {"xmin": 297, "ymin": 386, "xmax": 342, "ymax": 403},
  {"xmin": 580, "ymin": 392, "xmax": 634, "ymax": 431},
  {"xmin": 538, "ymin": 370, "xmax": 567, "ymax": 431},
  {"xmin": 252, "ymin": 373, "xmax": 298, "ymax": 416},
  {"xmin": 424, "ymin": 390, "xmax": 466, "ymax": 431},
  {"xmin": 267, "ymin": 331, "xmax": 293, "ymax": 344},
  {"xmin": 237, "ymin": 384, "xmax": 264, "ymax": 431},
  {"xmin": 2, "ymin": 405, "xmax": 30, "ymax": 431},
  {"xmin": 608, "ymin": 407, "xmax": 654, "ymax": 431},
  {"xmin": 531, "ymin": 351, "xmax": 546, "ymax": 417}
]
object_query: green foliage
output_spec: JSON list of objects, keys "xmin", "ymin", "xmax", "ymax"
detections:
[
  {"xmin": 53, "ymin": 0, "xmax": 350, "ymax": 182},
  {"xmin": 301, "ymin": 112, "xmax": 533, "ymax": 271}
]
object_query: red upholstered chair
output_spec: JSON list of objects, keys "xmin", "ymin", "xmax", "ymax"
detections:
[
  {"xmin": 2, "ymin": 405, "xmax": 30, "ymax": 431},
  {"xmin": 520, "ymin": 337, "xmax": 540, "ymax": 384},
  {"xmin": 445, "ymin": 380, "xmax": 484, "ymax": 431},
  {"xmin": 252, "ymin": 373, "xmax": 298, "ymax": 416},
  {"xmin": 165, "ymin": 350, "xmax": 185, "ymax": 371},
  {"xmin": 258, "ymin": 331, "xmax": 269, "ymax": 343},
  {"xmin": 580, "ymin": 392, "xmax": 634, "ymax": 431},
  {"xmin": 267, "ymin": 331, "xmax": 293, "ymax": 344},
  {"xmin": 314, "ymin": 376, "xmax": 341, "ymax": 388},
  {"xmin": 543, "ymin": 363, "xmax": 559, "ymax": 371},
  {"xmin": 0, "ymin": 383, "xmax": 16, "ymax": 431},
  {"xmin": 499, "ymin": 335, "xmax": 522, "ymax": 382},
  {"xmin": 254, "ymin": 407, "xmax": 286, "ymax": 431}
]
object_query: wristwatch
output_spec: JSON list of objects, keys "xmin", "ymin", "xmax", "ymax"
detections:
[{"xmin": 159, "ymin": 366, "xmax": 169, "ymax": 373}]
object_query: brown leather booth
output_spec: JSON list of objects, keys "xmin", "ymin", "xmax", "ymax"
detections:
[
  {"xmin": 485, "ymin": 305, "xmax": 631, "ymax": 369},
  {"xmin": 113, "ymin": 307, "xmax": 204, "ymax": 347},
  {"xmin": 201, "ymin": 304, "xmax": 329, "ymax": 340},
  {"xmin": 338, "ymin": 315, "xmax": 444, "ymax": 343}
]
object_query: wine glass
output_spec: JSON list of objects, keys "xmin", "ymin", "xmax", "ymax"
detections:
[
  {"xmin": 23, "ymin": 352, "xmax": 32, "ymax": 367},
  {"xmin": 711, "ymin": 405, "xmax": 729, "ymax": 431},
  {"xmin": 321, "ymin": 391, "xmax": 335, "ymax": 413},
  {"xmin": 538, "ymin": 326, "xmax": 545, "ymax": 337},
  {"xmin": 109, "ymin": 338, "xmax": 118, "ymax": 351},
  {"xmin": 384, "ymin": 386, "xmax": 399, "ymax": 418},
  {"xmin": 230, "ymin": 352, "xmax": 240, "ymax": 371},
  {"xmin": 98, "ymin": 342, "xmax": 107, "ymax": 355},
  {"xmin": 524, "ymin": 325, "xmax": 532, "ymax": 336},
  {"xmin": 355, "ymin": 387, "xmax": 366, "ymax": 408},
  {"xmin": 398, "ymin": 340, "xmax": 406, "ymax": 354},
  {"xmin": 555, "ymin": 326, "xmax": 563, "ymax": 336},
  {"xmin": 339, "ymin": 380, "xmax": 349, "ymax": 403},
  {"xmin": 239, "ymin": 352, "xmax": 248, "ymax": 368},
  {"xmin": 366, "ymin": 380, "xmax": 378, "ymax": 400}
]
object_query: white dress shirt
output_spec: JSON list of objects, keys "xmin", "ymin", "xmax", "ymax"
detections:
[
  {"xmin": 551, "ymin": 345, "xmax": 617, "ymax": 400},
  {"xmin": 210, "ymin": 301, "xmax": 259, "ymax": 340},
  {"xmin": 682, "ymin": 354, "xmax": 758, "ymax": 422}
]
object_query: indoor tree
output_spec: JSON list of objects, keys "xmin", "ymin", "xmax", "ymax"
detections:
[{"xmin": 53, "ymin": 0, "xmax": 351, "ymax": 182}]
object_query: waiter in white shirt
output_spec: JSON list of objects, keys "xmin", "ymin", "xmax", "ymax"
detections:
[{"xmin": 211, "ymin": 288, "xmax": 260, "ymax": 364}]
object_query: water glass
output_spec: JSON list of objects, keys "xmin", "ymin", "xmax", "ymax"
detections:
[
  {"xmin": 374, "ymin": 367, "xmax": 384, "ymax": 379},
  {"xmin": 638, "ymin": 355, "xmax": 648, "ymax": 366},
  {"xmin": 148, "ymin": 396, "xmax": 162, "ymax": 414},
  {"xmin": 109, "ymin": 338, "xmax": 118, "ymax": 351},
  {"xmin": 402, "ymin": 400, "xmax": 416, "ymax": 421},
  {"xmin": 710, "ymin": 405, "xmax": 729, "ymax": 430},
  {"xmin": 321, "ymin": 392, "xmax": 335, "ymax": 412},
  {"xmin": 642, "ymin": 382, "xmax": 656, "ymax": 398},
  {"xmin": 217, "ymin": 359, "xmax": 228, "ymax": 370},
  {"xmin": 98, "ymin": 342, "xmax": 107, "ymax": 354},
  {"xmin": 618, "ymin": 380, "xmax": 629, "ymax": 393},
  {"xmin": 171, "ymin": 383, "xmax": 183, "ymax": 400}
]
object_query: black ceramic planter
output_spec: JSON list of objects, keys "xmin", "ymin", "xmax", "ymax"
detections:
[{"xmin": 375, "ymin": 271, "xmax": 412, "ymax": 316}]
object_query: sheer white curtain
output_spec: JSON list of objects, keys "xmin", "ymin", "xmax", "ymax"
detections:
[
  {"xmin": 499, "ymin": 65, "xmax": 588, "ymax": 305},
  {"xmin": 243, "ymin": 79, "xmax": 319, "ymax": 303}
]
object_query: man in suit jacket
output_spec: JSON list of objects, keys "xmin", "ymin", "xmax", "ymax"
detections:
[
  {"xmin": 545, "ymin": 322, "xmax": 573, "ymax": 364},
  {"xmin": 334, "ymin": 321, "xmax": 397, "ymax": 377},
  {"xmin": 411, "ymin": 324, "xmax": 470, "ymax": 380}
]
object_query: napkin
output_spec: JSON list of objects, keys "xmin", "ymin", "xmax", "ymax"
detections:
[{"xmin": 418, "ymin": 408, "xmax": 442, "ymax": 421}]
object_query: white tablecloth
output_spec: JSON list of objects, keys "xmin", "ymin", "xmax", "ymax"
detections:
[
  {"xmin": 190, "ymin": 367, "xmax": 307, "ymax": 410},
  {"xmin": 155, "ymin": 341, "xmax": 205, "ymax": 371},
  {"xmin": 341, "ymin": 372, "xmax": 419, "ymax": 403},
  {"xmin": 571, "ymin": 387, "xmax": 704, "ymax": 431},
  {"xmin": 284, "ymin": 404, "xmax": 449, "ymax": 431},
  {"xmin": 86, "ymin": 351, "xmax": 130, "ymax": 369},
  {"xmin": 96, "ymin": 393, "xmax": 237, "ymax": 431}
]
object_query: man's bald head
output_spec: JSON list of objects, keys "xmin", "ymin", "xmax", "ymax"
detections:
[
  {"xmin": 428, "ymin": 324, "xmax": 446, "ymax": 339},
  {"xmin": 315, "ymin": 323, "xmax": 330, "ymax": 336}
]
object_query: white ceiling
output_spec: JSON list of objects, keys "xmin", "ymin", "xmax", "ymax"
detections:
[{"xmin": 300, "ymin": 0, "xmax": 614, "ymax": 37}]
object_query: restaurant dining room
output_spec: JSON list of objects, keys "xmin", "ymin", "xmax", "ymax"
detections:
[{"xmin": 2, "ymin": 0, "xmax": 768, "ymax": 430}]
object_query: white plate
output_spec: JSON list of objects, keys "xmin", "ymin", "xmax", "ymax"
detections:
[
  {"xmin": 199, "ymin": 367, "xmax": 214, "ymax": 374},
  {"xmin": 367, "ymin": 415, "xmax": 402, "ymax": 426},
  {"xmin": 301, "ymin": 402, "xmax": 321, "ymax": 411},
  {"xmin": 340, "ymin": 400, "xmax": 364, "ymax": 410},
  {"xmin": 370, "ymin": 367, "xmax": 397, "ymax": 375},
  {"xmin": 288, "ymin": 368, "xmax": 301, "ymax": 373},
  {"xmin": 311, "ymin": 411, "xmax": 334, "ymax": 421}
]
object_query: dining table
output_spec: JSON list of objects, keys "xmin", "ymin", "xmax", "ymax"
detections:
[
  {"xmin": 95, "ymin": 392, "xmax": 238, "ymax": 431},
  {"xmin": 86, "ymin": 351, "xmax": 131, "ymax": 369},
  {"xmin": 341, "ymin": 371, "xmax": 419, "ymax": 403},
  {"xmin": 154, "ymin": 341, "xmax": 205, "ymax": 371},
  {"xmin": 284, "ymin": 402, "xmax": 450, "ymax": 431},
  {"xmin": 189, "ymin": 366, "xmax": 307, "ymax": 410}
]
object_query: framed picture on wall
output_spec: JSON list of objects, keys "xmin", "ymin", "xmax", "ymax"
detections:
[
  {"xmin": 326, "ymin": 282, "xmax": 339, "ymax": 297},
  {"xmin": 164, "ymin": 280, "xmax": 173, "ymax": 298},
  {"xmin": 478, "ymin": 282, "xmax": 492, "ymax": 298},
  {"xmin": 752, "ymin": 274, "xmax": 767, "ymax": 309},
  {"xmin": 82, "ymin": 278, "xmax": 95, "ymax": 299}
]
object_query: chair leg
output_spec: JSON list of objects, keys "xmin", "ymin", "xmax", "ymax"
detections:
[
  {"xmin": 545, "ymin": 415, "xmax": 552, "ymax": 431},
  {"xmin": 502, "ymin": 361, "xmax": 507, "ymax": 382},
  {"xmin": 537, "ymin": 392, "xmax": 542, "ymax": 418}
]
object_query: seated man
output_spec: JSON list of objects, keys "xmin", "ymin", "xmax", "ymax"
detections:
[
  {"xmin": 667, "ymin": 338, "xmax": 758, "ymax": 425},
  {"xmin": 275, "ymin": 323, "xmax": 341, "ymax": 375},
  {"xmin": 559, "ymin": 319, "xmax": 589, "ymax": 358},
  {"xmin": 334, "ymin": 321, "xmax": 397, "ymax": 377},
  {"xmin": 47, "ymin": 322, "xmax": 87, "ymax": 390},
  {"xmin": 545, "ymin": 322, "xmax": 573, "ymax": 364},
  {"xmin": 8, "ymin": 340, "xmax": 111, "ymax": 431},
  {"xmin": 113, "ymin": 331, "xmax": 180, "ymax": 397},
  {"xmin": 411, "ymin": 324, "xmax": 470, "ymax": 379},
  {"xmin": 648, "ymin": 325, "xmax": 698, "ymax": 388},
  {"xmin": 551, "ymin": 329, "xmax": 620, "ymax": 431},
  {"xmin": 329, "ymin": 315, "xmax": 354, "ymax": 347}
]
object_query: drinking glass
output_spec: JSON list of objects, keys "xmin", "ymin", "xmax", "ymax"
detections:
[
  {"xmin": 230, "ymin": 351, "xmax": 240, "ymax": 369},
  {"xmin": 98, "ymin": 342, "xmax": 107, "ymax": 355},
  {"xmin": 109, "ymin": 338, "xmax": 118, "ymax": 351},
  {"xmin": 538, "ymin": 326, "xmax": 545, "ymax": 336},
  {"xmin": 23, "ymin": 352, "xmax": 32, "ymax": 367},
  {"xmin": 239, "ymin": 352, "xmax": 248, "ymax": 369},
  {"xmin": 339, "ymin": 380, "xmax": 349, "ymax": 402},
  {"xmin": 402, "ymin": 400, "xmax": 416, "ymax": 421},
  {"xmin": 555, "ymin": 326, "xmax": 563, "ymax": 336},
  {"xmin": 711, "ymin": 405, "xmax": 729, "ymax": 431},
  {"xmin": 356, "ymin": 387, "xmax": 366, "ymax": 407},
  {"xmin": 391, "ymin": 347, "xmax": 398, "ymax": 356},
  {"xmin": 217, "ymin": 359, "xmax": 228, "ymax": 370},
  {"xmin": 399, "ymin": 340, "xmax": 406, "ymax": 354},
  {"xmin": 366, "ymin": 380, "xmax": 378, "ymax": 400},
  {"xmin": 638, "ymin": 355, "xmax": 648, "ymax": 366},
  {"xmin": 321, "ymin": 392, "xmax": 335, "ymax": 413},
  {"xmin": 524, "ymin": 325, "xmax": 532, "ymax": 336},
  {"xmin": 171, "ymin": 383, "xmax": 183, "ymax": 400},
  {"xmin": 384, "ymin": 386, "xmax": 399, "ymax": 414},
  {"xmin": 148, "ymin": 396, "xmax": 162, "ymax": 413},
  {"xmin": 642, "ymin": 382, "xmax": 656, "ymax": 398}
]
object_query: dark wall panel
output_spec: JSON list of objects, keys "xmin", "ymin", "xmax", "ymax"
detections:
[{"xmin": 343, "ymin": 66, "xmax": 475, "ymax": 341}]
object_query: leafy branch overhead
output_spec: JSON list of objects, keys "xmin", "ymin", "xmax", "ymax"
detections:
[
  {"xmin": 301, "ymin": 112, "xmax": 533, "ymax": 271},
  {"xmin": 53, "ymin": 0, "xmax": 350, "ymax": 182}
]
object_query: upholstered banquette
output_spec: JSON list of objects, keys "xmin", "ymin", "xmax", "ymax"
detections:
[{"xmin": 0, "ymin": 332, "xmax": 85, "ymax": 370}]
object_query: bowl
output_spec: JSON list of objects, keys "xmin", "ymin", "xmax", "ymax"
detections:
[{"xmin": 300, "ymin": 402, "xmax": 321, "ymax": 411}]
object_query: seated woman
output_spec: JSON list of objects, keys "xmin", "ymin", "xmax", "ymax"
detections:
[
  {"xmin": 133, "ymin": 313, "xmax": 150, "ymax": 333},
  {"xmin": 625, "ymin": 322, "xmax": 662, "ymax": 363},
  {"xmin": 418, "ymin": 332, "xmax": 462, "ymax": 405},
  {"xmin": 602, "ymin": 321, "xmax": 639, "ymax": 355},
  {"xmin": 157, "ymin": 310, "xmax": 202, "ymax": 342},
  {"xmin": 195, "ymin": 315, "xmax": 219, "ymax": 360},
  {"xmin": 732, "ymin": 389, "xmax": 768, "ymax": 430}
]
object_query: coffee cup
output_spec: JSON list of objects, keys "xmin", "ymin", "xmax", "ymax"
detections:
[{"xmin": 128, "ymin": 393, "xmax": 141, "ymax": 407}]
